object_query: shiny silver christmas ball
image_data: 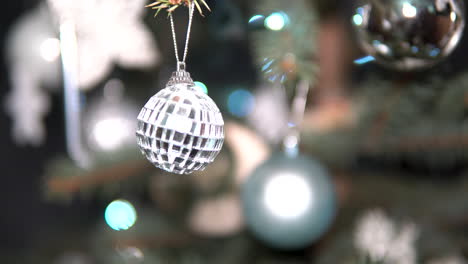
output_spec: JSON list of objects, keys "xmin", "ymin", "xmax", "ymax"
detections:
[
  {"xmin": 353, "ymin": 0, "xmax": 465, "ymax": 70},
  {"xmin": 241, "ymin": 153, "xmax": 336, "ymax": 249},
  {"xmin": 136, "ymin": 70, "xmax": 224, "ymax": 174}
]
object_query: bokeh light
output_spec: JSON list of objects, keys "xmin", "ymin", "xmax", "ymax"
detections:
[
  {"xmin": 264, "ymin": 173, "xmax": 312, "ymax": 219},
  {"xmin": 105, "ymin": 199, "xmax": 137, "ymax": 231},
  {"xmin": 451, "ymin": 11, "xmax": 457, "ymax": 22},
  {"xmin": 354, "ymin": 55, "xmax": 375, "ymax": 65},
  {"xmin": 54, "ymin": 252, "xmax": 93, "ymax": 264},
  {"xmin": 227, "ymin": 89, "xmax": 255, "ymax": 117},
  {"xmin": 118, "ymin": 247, "xmax": 145, "ymax": 263},
  {"xmin": 264, "ymin": 12, "xmax": 289, "ymax": 31},
  {"xmin": 91, "ymin": 117, "xmax": 134, "ymax": 151},
  {"xmin": 86, "ymin": 79, "xmax": 137, "ymax": 153},
  {"xmin": 353, "ymin": 14, "xmax": 363, "ymax": 26},
  {"xmin": 429, "ymin": 48, "xmax": 441, "ymax": 57},
  {"xmin": 194, "ymin": 81, "xmax": 208, "ymax": 94},
  {"xmin": 40, "ymin": 38, "xmax": 61, "ymax": 62},
  {"xmin": 249, "ymin": 14, "xmax": 264, "ymax": 24},
  {"xmin": 402, "ymin": 2, "xmax": 417, "ymax": 18},
  {"xmin": 353, "ymin": 7, "xmax": 364, "ymax": 26},
  {"xmin": 283, "ymin": 134, "xmax": 299, "ymax": 157}
]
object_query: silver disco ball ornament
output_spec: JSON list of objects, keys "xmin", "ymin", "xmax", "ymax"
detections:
[
  {"xmin": 136, "ymin": 70, "xmax": 224, "ymax": 174},
  {"xmin": 353, "ymin": 0, "xmax": 465, "ymax": 70}
]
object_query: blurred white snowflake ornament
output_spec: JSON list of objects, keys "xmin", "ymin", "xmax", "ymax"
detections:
[
  {"xmin": 5, "ymin": 3, "xmax": 61, "ymax": 146},
  {"xmin": 354, "ymin": 209, "xmax": 419, "ymax": 264},
  {"xmin": 5, "ymin": 0, "xmax": 160, "ymax": 147},
  {"xmin": 47, "ymin": 0, "xmax": 160, "ymax": 89}
]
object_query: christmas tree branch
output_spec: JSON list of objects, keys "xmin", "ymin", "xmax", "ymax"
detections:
[
  {"xmin": 46, "ymin": 160, "xmax": 153, "ymax": 194},
  {"xmin": 363, "ymin": 78, "xmax": 410, "ymax": 150},
  {"xmin": 114, "ymin": 233, "xmax": 193, "ymax": 249},
  {"xmin": 379, "ymin": 134, "xmax": 468, "ymax": 152},
  {"xmin": 146, "ymin": 0, "xmax": 211, "ymax": 17}
]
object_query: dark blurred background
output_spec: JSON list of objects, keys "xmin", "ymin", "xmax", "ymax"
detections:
[{"xmin": 3, "ymin": 0, "xmax": 468, "ymax": 263}]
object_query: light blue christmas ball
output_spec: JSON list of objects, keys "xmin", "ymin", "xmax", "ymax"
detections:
[{"xmin": 241, "ymin": 153, "xmax": 336, "ymax": 249}]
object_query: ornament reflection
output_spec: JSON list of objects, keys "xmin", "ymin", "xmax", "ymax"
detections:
[
  {"xmin": 264, "ymin": 173, "xmax": 312, "ymax": 219},
  {"xmin": 353, "ymin": 0, "xmax": 465, "ymax": 70}
]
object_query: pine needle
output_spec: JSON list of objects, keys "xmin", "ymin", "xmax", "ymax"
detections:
[
  {"xmin": 199, "ymin": 0, "xmax": 211, "ymax": 11},
  {"xmin": 146, "ymin": 0, "xmax": 211, "ymax": 17}
]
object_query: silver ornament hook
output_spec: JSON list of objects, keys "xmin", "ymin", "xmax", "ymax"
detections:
[
  {"xmin": 283, "ymin": 79, "xmax": 310, "ymax": 157},
  {"xmin": 177, "ymin": 61, "xmax": 186, "ymax": 71},
  {"xmin": 170, "ymin": 2, "xmax": 195, "ymax": 67}
]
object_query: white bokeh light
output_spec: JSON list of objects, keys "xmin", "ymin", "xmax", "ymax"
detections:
[
  {"xmin": 264, "ymin": 12, "xmax": 288, "ymax": 31},
  {"xmin": 118, "ymin": 247, "xmax": 145, "ymax": 263},
  {"xmin": 40, "ymin": 37, "xmax": 61, "ymax": 62},
  {"xmin": 451, "ymin": 11, "xmax": 457, "ymax": 22},
  {"xmin": 85, "ymin": 79, "xmax": 138, "ymax": 153},
  {"xmin": 92, "ymin": 117, "xmax": 133, "ymax": 151},
  {"xmin": 402, "ymin": 2, "xmax": 417, "ymax": 18},
  {"xmin": 263, "ymin": 173, "xmax": 312, "ymax": 219}
]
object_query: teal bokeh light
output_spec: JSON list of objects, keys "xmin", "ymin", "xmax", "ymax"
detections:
[
  {"xmin": 353, "ymin": 14, "xmax": 363, "ymax": 26},
  {"xmin": 194, "ymin": 81, "xmax": 208, "ymax": 94},
  {"xmin": 105, "ymin": 199, "xmax": 137, "ymax": 231},
  {"xmin": 354, "ymin": 55, "xmax": 375, "ymax": 65},
  {"xmin": 249, "ymin": 14, "xmax": 264, "ymax": 24},
  {"xmin": 227, "ymin": 89, "xmax": 255, "ymax": 117}
]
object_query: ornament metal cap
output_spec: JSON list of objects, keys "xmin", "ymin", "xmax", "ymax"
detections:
[{"xmin": 166, "ymin": 62, "xmax": 195, "ymax": 87}]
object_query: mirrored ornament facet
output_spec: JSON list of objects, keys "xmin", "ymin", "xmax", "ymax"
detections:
[
  {"xmin": 353, "ymin": 0, "xmax": 465, "ymax": 70},
  {"xmin": 241, "ymin": 153, "xmax": 336, "ymax": 249},
  {"xmin": 136, "ymin": 70, "xmax": 224, "ymax": 174}
]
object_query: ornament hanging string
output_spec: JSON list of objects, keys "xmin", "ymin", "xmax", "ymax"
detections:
[
  {"xmin": 283, "ymin": 80, "xmax": 310, "ymax": 156},
  {"xmin": 290, "ymin": 80, "xmax": 310, "ymax": 131},
  {"xmin": 169, "ymin": 2, "xmax": 195, "ymax": 71}
]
